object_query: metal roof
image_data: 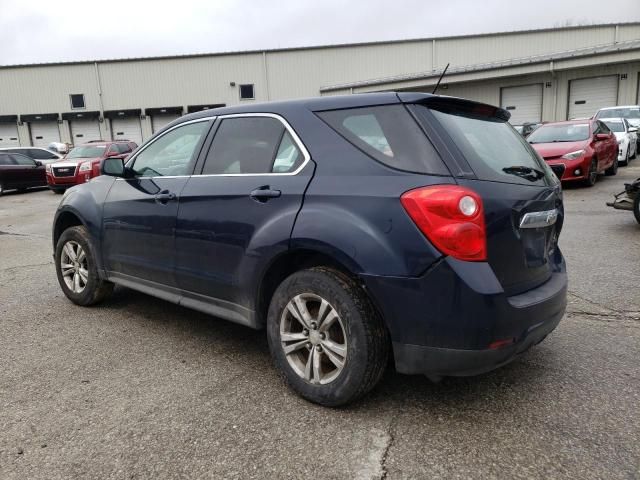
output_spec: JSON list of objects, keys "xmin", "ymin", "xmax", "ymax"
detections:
[
  {"xmin": 1, "ymin": 22, "xmax": 639, "ymax": 69},
  {"xmin": 320, "ymin": 38, "xmax": 640, "ymax": 92}
]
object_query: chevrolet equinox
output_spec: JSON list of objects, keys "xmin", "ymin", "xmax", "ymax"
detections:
[{"xmin": 52, "ymin": 93, "xmax": 567, "ymax": 406}]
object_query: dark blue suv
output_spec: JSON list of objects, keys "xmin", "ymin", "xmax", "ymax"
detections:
[{"xmin": 52, "ymin": 92, "xmax": 567, "ymax": 406}]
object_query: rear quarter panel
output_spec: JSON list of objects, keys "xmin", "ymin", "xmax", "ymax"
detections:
[{"xmin": 290, "ymin": 109, "xmax": 451, "ymax": 277}]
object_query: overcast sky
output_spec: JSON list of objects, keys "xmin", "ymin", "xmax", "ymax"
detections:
[{"xmin": 0, "ymin": 0, "xmax": 639, "ymax": 65}]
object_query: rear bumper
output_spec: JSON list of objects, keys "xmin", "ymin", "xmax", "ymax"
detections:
[{"xmin": 361, "ymin": 252, "xmax": 567, "ymax": 377}]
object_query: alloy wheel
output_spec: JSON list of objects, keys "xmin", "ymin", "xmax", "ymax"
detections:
[
  {"xmin": 60, "ymin": 241, "xmax": 88, "ymax": 294},
  {"xmin": 280, "ymin": 293, "xmax": 348, "ymax": 385}
]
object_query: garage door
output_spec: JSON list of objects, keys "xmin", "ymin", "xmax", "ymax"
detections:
[
  {"xmin": 0, "ymin": 123, "xmax": 20, "ymax": 147},
  {"xmin": 111, "ymin": 117, "xmax": 142, "ymax": 145},
  {"xmin": 568, "ymin": 76, "xmax": 618, "ymax": 120},
  {"xmin": 151, "ymin": 114, "xmax": 181, "ymax": 133},
  {"xmin": 70, "ymin": 119, "xmax": 102, "ymax": 144},
  {"xmin": 30, "ymin": 121, "xmax": 60, "ymax": 147},
  {"xmin": 501, "ymin": 84, "xmax": 543, "ymax": 125}
]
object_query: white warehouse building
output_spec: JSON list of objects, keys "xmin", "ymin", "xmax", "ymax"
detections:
[{"xmin": 0, "ymin": 22, "xmax": 639, "ymax": 148}]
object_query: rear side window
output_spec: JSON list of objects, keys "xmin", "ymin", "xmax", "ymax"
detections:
[
  {"xmin": 318, "ymin": 105, "xmax": 448, "ymax": 175},
  {"xmin": 0, "ymin": 154, "xmax": 13, "ymax": 165},
  {"xmin": 419, "ymin": 104, "xmax": 554, "ymax": 186},
  {"xmin": 202, "ymin": 117, "xmax": 304, "ymax": 174}
]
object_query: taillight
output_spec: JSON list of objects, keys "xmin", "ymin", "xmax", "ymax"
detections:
[{"xmin": 401, "ymin": 185, "xmax": 487, "ymax": 262}]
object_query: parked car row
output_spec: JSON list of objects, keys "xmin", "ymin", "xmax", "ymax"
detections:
[
  {"xmin": 514, "ymin": 105, "xmax": 639, "ymax": 187},
  {"xmin": 0, "ymin": 141, "xmax": 137, "ymax": 195}
]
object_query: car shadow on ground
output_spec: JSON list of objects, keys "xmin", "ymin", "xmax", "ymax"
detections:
[
  {"xmin": 94, "ymin": 286, "xmax": 554, "ymax": 412},
  {"xmin": 0, "ymin": 186, "xmax": 50, "ymax": 197}
]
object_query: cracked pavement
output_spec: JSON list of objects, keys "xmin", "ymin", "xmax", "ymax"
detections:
[{"xmin": 1, "ymin": 163, "xmax": 640, "ymax": 479}]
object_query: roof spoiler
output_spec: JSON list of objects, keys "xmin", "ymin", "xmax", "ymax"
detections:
[{"xmin": 397, "ymin": 92, "xmax": 511, "ymax": 122}]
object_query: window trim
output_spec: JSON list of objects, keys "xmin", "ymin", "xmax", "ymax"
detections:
[
  {"xmin": 239, "ymin": 84, "xmax": 255, "ymax": 101},
  {"xmin": 70, "ymin": 94, "xmax": 86, "ymax": 110},
  {"xmin": 195, "ymin": 113, "xmax": 311, "ymax": 177},
  {"xmin": 123, "ymin": 113, "xmax": 310, "ymax": 179}
]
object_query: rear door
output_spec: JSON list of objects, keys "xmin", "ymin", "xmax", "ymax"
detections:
[
  {"xmin": 174, "ymin": 114, "xmax": 313, "ymax": 316},
  {"xmin": 102, "ymin": 119, "xmax": 212, "ymax": 287},
  {"xmin": 410, "ymin": 98, "xmax": 563, "ymax": 296}
]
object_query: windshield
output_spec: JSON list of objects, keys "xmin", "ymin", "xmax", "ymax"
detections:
[
  {"xmin": 67, "ymin": 145, "xmax": 106, "ymax": 159},
  {"xmin": 602, "ymin": 121, "xmax": 624, "ymax": 133},
  {"xmin": 595, "ymin": 108, "xmax": 640, "ymax": 121},
  {"xmin": 527, "ymin": 124, "xmax": 590, "ymax": 143},
  {"xmin": 421, "ymin": 104, "xmax": 554, "ymax": 186}
]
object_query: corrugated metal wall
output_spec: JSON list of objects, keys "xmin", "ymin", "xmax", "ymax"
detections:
[{"xmin": 0, "ymin": 23, "xmax": 638, "ymax": 145}]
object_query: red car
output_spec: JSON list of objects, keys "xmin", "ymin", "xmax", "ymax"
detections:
[
  {"xmin": 46, "ymin": 141, "xmax": 137, "ymax": 193},
  {"xmin": 527, "ymin": 119, "xmax": 618, "ymax": 186}
]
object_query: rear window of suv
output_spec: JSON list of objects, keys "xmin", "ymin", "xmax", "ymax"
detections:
[
  {"xmin": 318, "ymin": 105, "xmax": 449, "ymax": 175},
  {"xmin": 415, "ymin": 103, "xmax": 555, "ymax": 186}
]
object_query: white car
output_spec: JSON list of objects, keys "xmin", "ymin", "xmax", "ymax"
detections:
[
  {"xmin": 0, "ymin": 147, "xmax": 62, "ymax": 165},
  {"xmin": 595, "ymin": 106, "xmax": 640, "ymax": 129},
  {"xmin": 601, "ymin": 118, "xmax": 638, "ymax": 166}
]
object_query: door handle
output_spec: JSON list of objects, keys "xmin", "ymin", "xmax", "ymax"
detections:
[
  {"xmin": 155, "ymin": 190, "xmax": 176, "ymax": 204},
  {"xmin": 250, "ymin": 187, "xmax": 281, "ymax": 202}
]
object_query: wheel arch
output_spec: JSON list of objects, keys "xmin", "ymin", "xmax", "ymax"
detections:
[
  {"xmin": 255, "ymin": 248, "xmax": 367, "ymax": 327},
  {"xmin": 53, "ymin": 209, "xmax": 86, "ymax": 248}
]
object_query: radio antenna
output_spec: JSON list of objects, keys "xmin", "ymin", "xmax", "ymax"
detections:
[{"xmin": 432, "ymin": 63, "xmax": 450, "ymax": 94}]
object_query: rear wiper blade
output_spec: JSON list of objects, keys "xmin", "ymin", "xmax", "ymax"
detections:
[{"xmin": 502, "ymin": 165, "xmax": 545, "ymax": 182}]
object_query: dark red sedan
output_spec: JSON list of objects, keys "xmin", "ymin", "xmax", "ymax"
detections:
[
  {"xmin": 527, "ymin": 119, "xmax": 618, "ymax": 186},
  {"xmin": 0, "ymin": 152, "xmax": 46, "ymax": 195}
]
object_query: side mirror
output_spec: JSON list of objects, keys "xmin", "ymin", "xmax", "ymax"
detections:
[
  {"xmin": 629, "ymin": 127, "xmax": 638, "ymax": 133},
  {"xmin": 595, "ymin": 133, "xmax": 609, "ymax": 141},
  {"xmin": 102, "ymin": 157, "xmax": 125, "ymax": 177},
  {"xmin": 34, "ymin": 160, "xmax": 42, "ymax": 167}
]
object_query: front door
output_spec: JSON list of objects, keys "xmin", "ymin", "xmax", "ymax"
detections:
[
  {"xmin": 175, "ymin": 115, "xmax": 313, "ymax": 318},
  {"xmin": 10, "ymin": 153, "xmax": 45, "ymax": 187},
  {"xmin": 102, "ymin": 119, "xmax": 211, "ymax": 287}
]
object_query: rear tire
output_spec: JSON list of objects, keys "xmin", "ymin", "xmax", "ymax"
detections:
[
  {"xmin": 605, "ymin": 156, "xmax": 618, "ymax": 176},
  {"xmin": 267, "ymin": 267, "xmax": 389, "ymax": 407},
  {"xmin": 55, "ymin": 225, "xmax": 113, "ymax": 306},
  {"xmin": 584, "ymin": 158, "xmax": 598, "ymax": 187},
  {"xmin": 620, "ymin": 148, "xmax": 629, "ymax": 167}
]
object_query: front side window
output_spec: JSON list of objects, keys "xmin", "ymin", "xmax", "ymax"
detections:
[
  {"xmin": 131, "ymin": 121, "xmax": 209, "ymax": 177},
  {"xmin": 202, "ymin": 117, "xmax": 301, "ymax": 175},
  {"xmin": 318, "ymin": 105, "xmax": 448, "ymax": 175},
  {"xmin": 11, "ymin": 154, "xmax": 35, "ymax": 166}
]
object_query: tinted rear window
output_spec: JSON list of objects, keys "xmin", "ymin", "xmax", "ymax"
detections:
[
  {"xmin": 419, "ymin": 104, "xmax": 555, "ymax": 186},
  {"xmin": 318, "ymin": 105, "xmax": 448, "ymax": 175}
]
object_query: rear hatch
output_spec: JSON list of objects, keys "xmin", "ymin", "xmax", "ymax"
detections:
[{"xmin": 406, "ymin": 95, "xmax": 563, "ymax": 296}]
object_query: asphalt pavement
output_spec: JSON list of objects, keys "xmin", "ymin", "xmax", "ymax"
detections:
[{"xmin": 1, "ymin": 164, "xmax": 639, "ymax": 479}]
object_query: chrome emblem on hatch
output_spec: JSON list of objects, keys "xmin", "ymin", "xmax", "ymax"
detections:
[{"xmin": 519, "ymin": 209, "xmax": 558, "ymax": 229}]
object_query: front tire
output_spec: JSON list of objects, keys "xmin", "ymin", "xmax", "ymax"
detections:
[
  {"xmin": 52, "ymin": 188, "xmax": 65, "ymax": 195},
  {"xmin": 634, "ymin": 194, "xmax": 640, "ymax": 225},
  {"xmin": 55, "ymin": 226, "xmax": 113, "ymax": 306},
  {"xmin": 267, "ymin": 267, "xmax": 389, "ymax": 407},
  {"xmin": 584, "ymin": 158, "xmax": 598, "ymax": 187}
]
